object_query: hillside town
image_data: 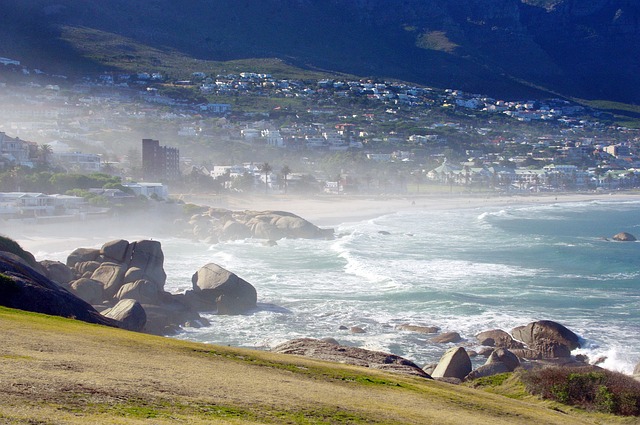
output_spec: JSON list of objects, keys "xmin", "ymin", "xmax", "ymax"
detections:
[{"xmin": 1, "ymin": 55, "xmax": 639, "ymax": 219}]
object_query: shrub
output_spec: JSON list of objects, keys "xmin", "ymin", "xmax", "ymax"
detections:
[{"xmin": 519, "ymin": 366, "xmax": 640, "ymax": 416}]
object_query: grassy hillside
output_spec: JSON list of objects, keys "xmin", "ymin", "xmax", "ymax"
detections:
[{"xmin": 0, "ymin": 307, "xmax": 631, "ymax": 424}]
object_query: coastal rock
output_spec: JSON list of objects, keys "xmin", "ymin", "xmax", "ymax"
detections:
[
  {"xmin": 74, "ymin": 260, "xmax": 101, "ymax": 276},
  {"xmin": 189, "ymin": 209, "xmax": 333, "ymax": 242},
  {"xmin": 38, "ymin": 260, "xmax": 75, "ymax": 285},
  {"xmin": 100, "ymin": 239, "xmax": 132, "ymax": 263},
  {"xmin": 511, "ymin": 320, "xmax": 580, "ymax": 358},
  {"xmin": 0, "ymin": 251, "xmax": 118, "ymax": 328},
  {"xmin": 115, "ymin": 279, "xmax": 161, "ymax": 305},
  {"xmin": 187, "ymin": 263, "xmax": 257, "ymax": 314},
  {"xmin": 476, "ymin": 329, "xmax": 524, "ymax": 349},
  {"xmin": 431, "ymin": 347, "xmax": 472, "ymax": 379},
  {"xmin": 102, "ymin": 299, "xmax": 146, "ymax": 332},
  {"xmin": 69, "ymin": 278, "xmax": 104, "ymax": 305},
  {"xmin": 465, "ymin": 362, "xmax": 511, "ymax": 381},
  {"xmin": 140, "ymin": 298, "xmax": 202, "ymax": 335},
  {"xmin": 634, "ymin": 363, "xmax": 640, "ymax": 376},
  {"xmin": 350, "ymin": 326, "xmax": 366, "ymax": 334},
  {"xmin": 396, "ymin": 324, "xmax": 440, "ymax": 334},
  {"xmin": 272, "ymin": 338, "xmax": 430, "ymax": 378},
  {"xmin": 128, "ymin": 240, "xmax": 166, "ymax": 288},
  {"xmin": 220, "ymin": 220, "xmax": 252, "ymax": 241},
  {"xmin": 66, "ymin": 247, "xmax": 100, "ymax": 268},
  {"xmin": 612, "ymin": 232, "xmax": 637, "ymax": 242},
  {"xmin": 90, "ymin": 262, "xmax": 127, "ymax": 299},
  {"xmin": 486, "ymin": 348, "xmax": 520, "ymax": 372},
  {"xmin": 431, "ymin": 331, "xmax": 462, "ymax": 344}
]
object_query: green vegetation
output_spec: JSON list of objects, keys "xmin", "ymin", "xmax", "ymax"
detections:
[
  {"xmin": 416, "ymin": 31, "xmax": 459, "ymax": 53},
  {"xmin": 0, "ymin": 306, "xmax": 634, "ymax": 424},
  {"xmin": 59, "ymin": 26, "xmax": 351, "ymax": 82},
  {"xmin": 519, "ymin": 367, "xmax": 640, "ymax": 416}
]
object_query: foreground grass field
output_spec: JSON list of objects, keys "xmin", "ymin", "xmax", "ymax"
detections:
[{"xmin": 0, "ymin": 307, "xmax": 633, "ymax": 425}]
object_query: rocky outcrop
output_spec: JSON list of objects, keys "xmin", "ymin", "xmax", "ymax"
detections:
[
  {"xmin": 476, "ymin": 329, "xmax": 524, "ymax": 349},
  {"xmin": 486, "ymin": 348, "xmax": 520, "ymax": 372},
  {"xmin": 431, "ymin": 347, "xmax": 472, "ymax": 380},
  {"xmin": 185, "ymin": 263, "xmax": 257, "ymax": 314},
  {"xmin": 431, "ymin": 331, "xmax": 462, "ymax": 343},
  {"xmin": 612, "ymin": 232, "xmax": 637, "ymax": 242},
  {"xmin": 0, "ymin": 251, "xmax": 118, "ymax": 328},
  {"xmin": 272, "ymin": 338, "xmax": 430, "ymax": 378},
  {"xmin": 102, "ymin": 299, "xmax": 146, "ymax": 332},
  {"xmin": 186, "ymin": 209, "xmax": 334, "ymax": 242},
  {"xmin": 38, "ymin": 260, "xmax": 75, "ymax": 286},
  {"xmin": 66, "ymin": 239, "xmax": 206, "ymax": 335},
  {"xmin": 396, "ymin": 324, "xmax": 440, "ymax": 334},
  {"xmin": 511, "ymin": 320, "xmax": 580, "ymax": 359}
]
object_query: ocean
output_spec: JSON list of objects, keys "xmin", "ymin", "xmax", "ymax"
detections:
[{"xmin": 27, "ymin": 198, "xmax": 640, "ymax": 373}]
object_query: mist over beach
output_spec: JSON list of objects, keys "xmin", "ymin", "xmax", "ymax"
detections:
[{"xmin": 8, "ymin": 190, "xmax": 640, "ymax": 374}]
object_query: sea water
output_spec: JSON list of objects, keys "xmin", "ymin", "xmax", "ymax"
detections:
[
  {"xmin": 154, "ymin": 199, "xmax": 639, "ymax": 374},
  {"xmin": 27, "ymin": 199, "xmax": 640, "ymax": 373}
]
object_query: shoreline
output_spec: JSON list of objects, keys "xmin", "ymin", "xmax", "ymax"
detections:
[{"xmin": 6, "ymin": 190, "xmax": 640, "ymax": 257}]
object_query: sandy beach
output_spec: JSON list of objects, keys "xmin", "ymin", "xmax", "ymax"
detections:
[
  {"xmin": 5, "ymin": 190, "xmax": 640, "ymax": 257},
  {"xmin": 182, "ymin": 190, "xmax": 640, "ymax": 226}
]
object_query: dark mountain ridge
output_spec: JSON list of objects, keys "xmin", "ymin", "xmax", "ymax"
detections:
[{"xmin": 1, "ymin": 0, "xmax": 638, "ymax": 102}]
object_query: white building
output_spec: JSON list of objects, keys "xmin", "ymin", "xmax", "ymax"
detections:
[{"xmin": 122, "ymin": 183, "xmax": 168, "ymax": 199}]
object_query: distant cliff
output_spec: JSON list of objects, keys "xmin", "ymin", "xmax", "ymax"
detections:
[{"xmin": 1, "ymin": 0, "xmax": 638, "ymax": 102}]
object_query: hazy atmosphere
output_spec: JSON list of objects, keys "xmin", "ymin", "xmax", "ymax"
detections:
[{"xmin": 2, "ymin": 1, "xmax": 640, "ymax": 423}]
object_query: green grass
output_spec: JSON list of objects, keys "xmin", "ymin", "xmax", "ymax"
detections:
[{"xmin": 0, "ymin": 306, "xmax": 633, "ymax": 424}]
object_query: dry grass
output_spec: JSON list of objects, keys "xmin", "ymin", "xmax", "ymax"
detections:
[{"xmin": 0, "ymin": 307, "xmax": 632, "ymax": 424}]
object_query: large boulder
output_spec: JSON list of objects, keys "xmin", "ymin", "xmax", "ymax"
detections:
[
  {"xmin": 0, "ymin": 251, "xmax": 118, "ymax": 328},
  {"xmin": 431, "ymin": 347, "xmax": 472, "ymax": 379},
  {"xmin": 612, "ymin": 232, "xmax": 637, "ymax": 242},
  {"xmin": 219, "ymin": 220, "xmax": 252, "ymax": 241},
  {"xmin": 272, "ymin": 338, "xmax": 430, "ymax": 378},
  {"xmin": 38, "ymin": 260, "xmax": 75, "ymax": 285},
  {"xmin": 486, "ymin": 348, "xmax": 520, "ymax": 372},
  {"xmin": 511, "ymin": 320, "xmax": 580, "ymax": 359},
  {"xmin": 69, "ymin": 278, "xmax": 104, "ymax": 305},
  {"xmin": 465, "ymin": 362, "xmax": 511, "ymax": 381},
  {"xmin": 90, "ymin": 262, "xmax": 127, "ymax": 299},
  {"xmin": 431, "ymin": 331, "xmax": 462, "ymax": 344},
  {"xmin": 188, "ymin": 263, "xmax": 257, "ymax": 314},
  {"xmin": 100, "ymin": 239, "xmax": 132, "ymax": 263},
  {"xmin": 140, "ymin": 297, "xmax": 203, "ymax": 336},
  {"xmin": 128, "ymin": 240, "xmax": 166, "ymax": 288},
  {"xmin": 115, "ymin": 279, "xmax": 162, "ymax": 305},
  {"xmin": 102, "ymin": 299, "xmax": 146, "ymax": 332},
  {"xmin": 476, "ymin": 329, "xmax": 524, "ymax": 349},
  {"xmin": 66, "ymin": 247, "xmax": 100, "ymax": 268}
]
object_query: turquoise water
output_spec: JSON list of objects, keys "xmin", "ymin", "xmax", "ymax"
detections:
[{"xmin": 157, "ymin": 199, "xmax": 640, "ymax": 373}]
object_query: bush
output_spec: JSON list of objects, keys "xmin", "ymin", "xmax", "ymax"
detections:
[{"xmin": 519, "ymin": 366, "xmax": 640, "ymax": 416}]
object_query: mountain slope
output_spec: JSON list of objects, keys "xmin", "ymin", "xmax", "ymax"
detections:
[{"xmin": 0, "ymin": 0, "xmax": 638, "ymax": 102}]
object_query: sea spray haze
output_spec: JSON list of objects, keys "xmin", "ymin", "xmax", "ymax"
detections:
[{"xmin": 20, "ymin": 199, "xmax": 640, "ymax": 373}]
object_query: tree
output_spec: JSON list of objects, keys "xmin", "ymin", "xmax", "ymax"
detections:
[
  {"xmin": 259, "ymin": 162, "xmax": 273, "ymax": 193},
  {"xmin": 39, "ymin": 144, "xmax": 53, "ymax": 166},
  {"xmin": 280, "ymin": 165, "xmax": 291, "ymax": 194}
]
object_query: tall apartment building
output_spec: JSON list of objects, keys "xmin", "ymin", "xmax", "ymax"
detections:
[{"xmin": 141, "ymin": 138, "xmax": 180, "ymax": 182}]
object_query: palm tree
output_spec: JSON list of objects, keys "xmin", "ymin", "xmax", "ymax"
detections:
[
  {"xmin": 40, "ymin": 144, "xmax": 53, "ymax": 166},
  {"xmin": 281, "ymin": 165, "xmax": 291, "ymax": 194},
  {"xmin": 259, "ymin": 162, "xmax": 273, "ymax": 193}
]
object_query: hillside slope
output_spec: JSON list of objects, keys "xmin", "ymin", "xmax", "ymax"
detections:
[
  {"xmin": 0, "ymin": 307, "xmax": 626, "ymax": 424},
  {"xmin": 0, "ymin": 0, "xmax": 638, "ymax": 102}
]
